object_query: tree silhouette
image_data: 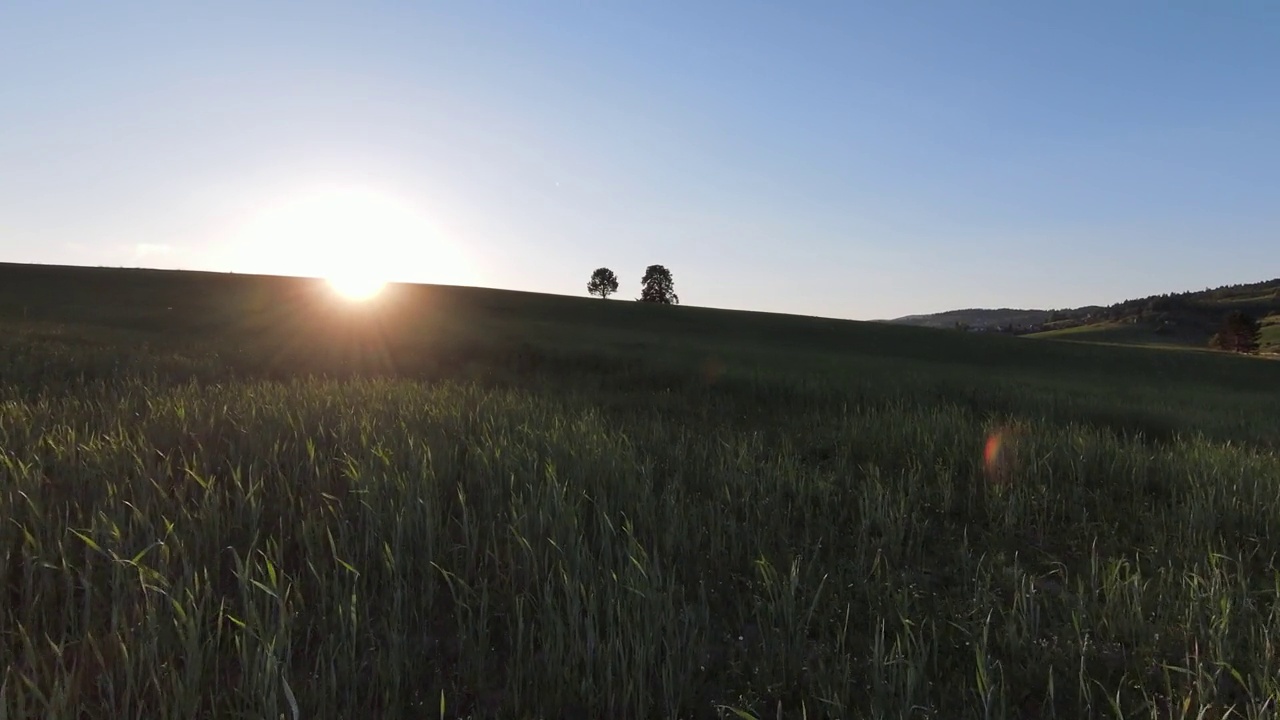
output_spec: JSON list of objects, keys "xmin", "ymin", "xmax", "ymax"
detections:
[
  {"xmin": 1209, "ymin": 310, "xmax": 1261, "ymax": 354},
  {"xmin": 587, "ymin": 267, "xmax": 619, "ymax": 299},
  {"xmin": 639, "ymin": 264, "xmax": 678, "ymax": 304}
]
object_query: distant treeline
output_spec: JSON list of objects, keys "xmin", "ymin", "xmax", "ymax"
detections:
[{"xmin": 1030, "ymin": 279, "xmax": 1280, "ymax": 331}]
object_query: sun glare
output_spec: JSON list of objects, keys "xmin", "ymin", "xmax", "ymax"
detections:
[
  {"xmin": 328, "ymin": 273, "xmax": 386, "ymax": 301},
  {"xmin": 226, "ymin": 185, "xmax": 474, "ymax": 296}
]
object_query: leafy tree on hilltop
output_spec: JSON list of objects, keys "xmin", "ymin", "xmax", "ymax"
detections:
[
  {"xmin": 639, "ymin": 264, "xmax": 678, "ymax": 304},
  {"xmin": 1209, "ymin": 310, "xmax": 1261, "ymax": 354},
  {"xmin": 587, "ymin": 267, "xmax": 619, "ymax": 299}
]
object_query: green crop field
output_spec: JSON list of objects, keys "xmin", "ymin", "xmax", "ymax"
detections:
[
  {"xmin": 1261, "ymin": 316, "xmax": 1280, "ymax": 352},
  {"xmin": 1030, "ymin": 320, "xmax": 1279, "ymax": 355},
  {"xmin": 3, "ymin": 262, "xmax": 1280, "ymax": 719},
  {"xmin": 1027, "ymin": 322, "xmax": 1210, "ymax": 349}
]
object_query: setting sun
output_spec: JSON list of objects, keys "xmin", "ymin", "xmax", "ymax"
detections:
[
  {"xmin": 225, "ymin": 185, "xmax": 474, "ymax": 294},
  {"xmin": 328, "ymin": 273, "xmax": 386, "ymax": 301}
]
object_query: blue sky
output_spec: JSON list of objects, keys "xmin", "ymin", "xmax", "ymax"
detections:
[{"xmin": 2, "ymin": 1, "xmax": 1277, "ymax": 319}]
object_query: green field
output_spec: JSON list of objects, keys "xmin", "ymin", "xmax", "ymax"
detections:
[
  {"xmin": 1031, "ymin": 318, "xmax": 1280, "ymax": 355},
  {"xmin": 3, "ymin": 263, "xmax": 1280, "ymax": 719},
  {"xmin": 1261, "ymin": 315, "xmax": 1280, "ymax": 351},
  {"xmin": 1027, "ymin": 321, "xmax": 1210, "ymax": 348},
  {"xmin": 901, "ymin": 279, "xmax": 1280, "ymax": 357}
]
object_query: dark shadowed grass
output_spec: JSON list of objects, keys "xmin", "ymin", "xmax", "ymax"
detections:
[{"xmin": 2, "ymin": 263, "xmax": 1280, "ymax": 718}]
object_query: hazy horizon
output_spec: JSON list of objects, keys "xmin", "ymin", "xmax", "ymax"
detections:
[{"xmin": 3, "ymin": 2, "xmax": 1277, "ymax": 320}]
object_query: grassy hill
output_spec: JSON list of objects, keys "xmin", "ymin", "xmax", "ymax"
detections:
[
  {"xmin": 1030, "ymin": 320, "xmax": 1280, "ymax": 353},
  {"xmin": 3, "ymin": 262, "xmax": 1280, "ymax": 718},
  {"xmin": 891, "ymin": 276, "xmax": 1280, "ymax": 353},
  {"xmin": 885, "ymin": 307, "xmax": 1058, "ymax": 330},
  {"xmin": 1264, "ymin": 312, "xmax": 1280, "ymax": 347},
  {"xmin": 1027, "ymin": 320, "xmax": 1216, "ymax": 349}
]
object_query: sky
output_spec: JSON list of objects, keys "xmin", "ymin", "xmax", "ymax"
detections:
[{"xmin": 2, "ymin": 1, "xmax": 1277, "ymax": 320}]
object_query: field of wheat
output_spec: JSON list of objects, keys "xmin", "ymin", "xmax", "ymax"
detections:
[{"xmin": 2, "ymin": 265, "xmax": 1279, "ymax": 719}]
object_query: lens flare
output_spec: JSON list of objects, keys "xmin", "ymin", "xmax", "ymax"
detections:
[
  {"xmin": 983, "ymin": 428, "xmax": 1021, "ymax": 487},
  {"xmin": 984, "ymin": 433, "xmax": 1005, "ymax": 469}
]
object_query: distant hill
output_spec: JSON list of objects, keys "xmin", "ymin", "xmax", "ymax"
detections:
[
  {"xmin": 890, "ymin": 308, "xmax": 1057, "ymax": 331},
  {"xmin": 889, "ymin": 278, "xmax": 1280, "ymax": 353}
]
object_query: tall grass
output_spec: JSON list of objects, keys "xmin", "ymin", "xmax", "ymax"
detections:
[
  {"xmin": 2, "ymin": 361, "xmax": 1279, "ymax": 717},
  {"xmin": 2, "ymin": 265, "xmax": 1280, "ymax": 717}
]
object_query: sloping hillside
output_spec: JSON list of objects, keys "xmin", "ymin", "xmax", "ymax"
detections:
[
  {"xmin": 4, "ymin": 262, "xmax": 1280, "ymax": 718},
  {"xmin": 0, "ymin": 262, "xmax": 1273, "ymax": 391},
  {"xmin": 890, "ymin": 277, "xmax": 1280, "ymax": 352},
  {"xmin": 1030, "ymin": 279, "xmax": 1280, "ymax": 352},
  {"xmin": 888, "ymin": 308, "xmax": 1058, "ymax": 331}
]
